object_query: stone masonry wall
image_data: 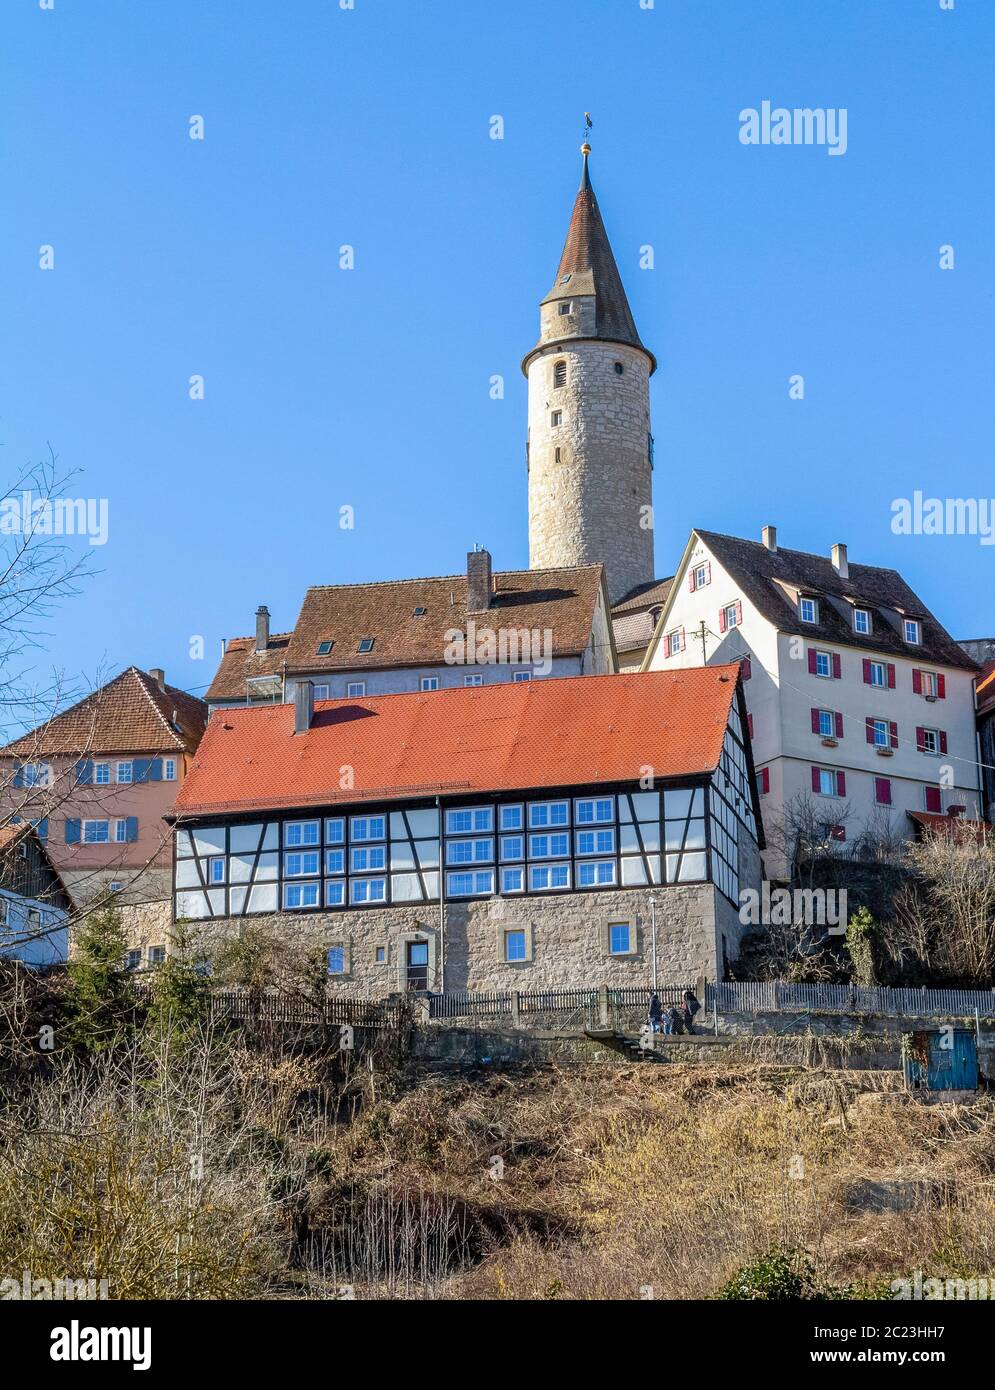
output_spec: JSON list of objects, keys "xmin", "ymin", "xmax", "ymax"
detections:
[
  {"xmin": 120, "ymin": 884, "xmax": 726, "ymax": 999},
  {"xmin": 527, "ymin": 338, "xmax": 654, "ymax": 606}
]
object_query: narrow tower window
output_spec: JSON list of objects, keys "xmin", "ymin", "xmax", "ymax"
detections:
[
  {"xmin": 550, "ymin": 410, "xmax": 562, "ymax": 427},
  {"xmin": 553, "ymin": 361, "xmax": 567, "ymax": 388},
  {"xmin": 558, "ymin": 302, "xmax": 572, "ymax": 316},
  {"xmin": 614, "ymin": 362, "xmax": 624, "ymax": 375}
]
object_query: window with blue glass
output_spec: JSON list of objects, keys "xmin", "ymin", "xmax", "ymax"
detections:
[
  {"xmin": 445, "ymin": 838, "xmax": 493, "ymax": 865},
  {"xmin": 576, "ymin": 828, "xmax": 615, "ymax": 856},
  {"xmin": 325, "ymin": 880, "xmax": 345, "ymax": 906},
  {"xmin": 499, "ymin": 804, "xmax": 523, "ymax": 831},
  {"xmin": 446, "ymin": 869, "xmax": 494, "ymax": 897},
  {"xmin": 351, "ymin": 815, "xmax": 385, "ymax": 842},
  {"xmin": 445, "ymin": 806, "xmax": 494, "ymax": 835},
  {"xmin": 500, "ymin": 835, "xmax": 524, "ymax": 862},
  {"xmin": 350, "ymin": 845, "xmax": 386, "ymax": 873},
  {"xmin": 609, "ymin": 922, "xmax": 631, "ymax": 954},
  {"xmin": 578, "ymin": 860, "xmax": 616, "ymax": 887},
  {"xmin": 325, "ymin": 848, "xmax": 345, "ymax": 876},
  {"xmin": 327, "ymin": 945, "xmax": 346, "ymax": 974},
  {"xmin": 528, "ymin": 800, "xmax": 569, "ymax": 828},
  {"xmin": 351, "ymin": 877, "xmax": 386, "ymax": 904},
  {"xmin": 500, "ymin": 866, "xmax": 524, "ymax": 893},
  {"xmin": 285, "ymin": 851, "xmax": 320, "ymax": 877},
  {"xmin": 325, "ymin": 818, "xmax": 345, "ymax": 844},
  {"xmin": 529, "ymin": 863, "xmax": 569, "ymax": 891},
  {"xmin": 575, "ymin": 797, "xmax": 614, "ymax": 824},
  {"xmin": 529, "ymin": 832, "xmax": 569, "ymax": 859},
  {"xmin": 285, "ymin": 820, "xmax": 320, "ymax": 847},
  {"xmin": 505, "ymin": 930, "xmax": 527, "ymax": 962},
  {"xmin": 284, "ymin": 882, "xmax": 319, "ymax": 909}
]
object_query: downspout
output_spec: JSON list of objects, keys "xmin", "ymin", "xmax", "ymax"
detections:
[
  {"xmin": 649, "ymin": 896, "xmax": 658, "ymax": 991},
  {"xmin": 436, "ymin": 794, "xmax": 445, "ymax": 994}
]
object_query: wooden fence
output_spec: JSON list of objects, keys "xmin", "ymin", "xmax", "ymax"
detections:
[
  {"xmin": 707, "ymin": 980, "xmax": 995, "ymax": 1020},
  {"xmin": 428, "ymin": 983, "xmax": 690, "ymax": 1024},
  {"xmin": 133, "ymin": 984, "xmax": 406, "ymax": 1030}
]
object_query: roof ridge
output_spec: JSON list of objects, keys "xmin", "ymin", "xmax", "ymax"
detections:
[
  {"xmin": 303, "ymin": 563, "xmax": 603, "ymax": 593},
  {"xmin": 694, "ymin": 528, "xmax": 904, "ymax": 580}
]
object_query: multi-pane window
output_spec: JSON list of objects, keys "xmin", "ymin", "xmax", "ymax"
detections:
[
  {"xmin": 346, "ymin": 682, "xmax": 366, "ymax": 697},
  {"xmin": 693, "ymin": 564, "xmax": 709, "ymax": 589},
  {"xmin": 920, "ymin": 671, "xmax": 938, "ymax": 698},
  {"xmin": 815, "ymin": 768, "xmax": 843, "ymax": 797},
  {"xmin": 94, "ymin": 762, "xmax": 111, "ymax": 785},
  {"xmin": 723, "ymin": 603, "xmax": 740, "ymax": 629},
  {"xmin": 446, "ymin": 870, "xmax": 494, "ymax": 897},
  {"xmin": 117, "ymin": 761, "xmax": 133, "ymax": 783},
  {"xmin": 350, "ymin": 845, "xmax": 386, "ymax": 872},
  {"xmin": 513, "ymin": 671, "xmax": 531, "ymax": 682},
  {"xmin": 420, "ymin": 676, "xmax": 439, "ymax": 691},
  {"xmin": 325, "ymin": 818, "xmax": 345, "ymax": 844},
  {"xmin": 351, "ymin": 877, "xmax": 386, "ymax": 904},
  {"xmin": 327, "ymin": 945, "xmax": 346, "ymax": 974},
  {"xmin": 500, "ymin": 835, "xmax": 525, "ymax": 862},
  {"xmin": 578, "ymin": 860, "xmax": 616, "ymax": 887},
  {"xmin": 505, "ymin": 929, "xmax": 527, "ymax": 962},
  {"xmin": 529, "ymin": 863, "xmax": 569, "ymax": 891},
  {"xmin": 464, "ymin": 674, "xmax": 483, "ymax": 687},
  {"xmin": 609, "ymin": 922, "xmax": 631, "ymax": 955},
  {"xmin": 799, "ymin": 597, "xmax": 818, "ymax": 624},
  {"xmin": 576, "ymin": 828, "xmax": 615, "ymax": 856},
  {"xmin": 114, "ymin": 819, "xmax": 129, "ymax": 843},
  {"xmin": 163, "ymin": 759, "xmax": 177, "ymax": 781},
  {"xmin": 666, "ymin": 628, "xmax": 683, "ymax": 654},
  {"xmin": 528, "ymin": 800, "xmax": 568, "ymax": 828},
  {"xmin": 501, "ymin": 867, "xmax": 524, "ymax": 893},
  {"xmin": 904, "ymin": 619, "xmax": 921, "ymax": 644},
  {"xmin": 920, "ymin": 728, "xmax": 939, "ymax": 755},
  {"xmin": 817, "ymin": 710, "xmax": 834, "ymax": 738},
  {"xmin": 351, "ymin": 815, "xmax": 385, "ymax": 842},
  {"xmin": 445, "ymin": 807, "xmax": 493, "ymax": 835},
  {"xmin": 854, "ymin": 608, "xmax": 871, "ymax": 635},
  {"xmin": 815, "ymin": 652, "xmax": 832, "ymax": 678},
  {"xmin": 325, "ymin": 849, "xmax": 345, "ymax": 876},
  {"xmin": 208, "ymin": 856, "xmax": 225, "ymax": 884},
  {"xmin": 445, "ymin": 838, "xmax": 493, "ymax": 865},
  {"xmin": 529, "ymin": 832, "xmax": 570, "ymax": 859},
  {"xmin": 284, "ymin": 882, "xmax": 319, "ymax": 909},
  {"xmin": 285, "ymin": 820, "xmax": 320, "ymax": 847},
  {"xmin": 83, "ymin": 820, "xmax": 110, "ymax": 844},
  {"xmin": 285, "ymin": 851, "xmax": 320, "ymax": 877},
  {"xmin": 325, "ymin": 881, "xmax": 346, "ymax": 906},
  {"xmin": 575, "ymin": 797, "xmax": 613, "ymax": 824},
  {"xmin": 869, "ymin": 661, "xmax": 886, "ymax": 688},
  {"xmin": 870, "ymin": 719, "xmax": 889, "ymax": 749},
  {"xmin": 313, "ymin": 685, "xmax": 330, "ymax": 700},
  {"xmin": 499, "ymin": 804, "xmax": 523, "ymax": 831}
]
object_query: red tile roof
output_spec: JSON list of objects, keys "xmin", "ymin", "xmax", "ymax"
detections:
[
  {"xmin": 175, "ymin": 666, "xmax": 742, "ymax": 819},
  {"xmin": 977, "ymin": 660, "xmax": 995, "ymax": 717},
  {"xmin": 206, "ymin": 566, "xmax": 607, "ymax": 701},
  {"xmin": 2, "ymin": 668, "xmax": 208, "ymax": 758},
  {"xmin": 908, "ymin": 811, "xmax": 990, "ymax": 844}
]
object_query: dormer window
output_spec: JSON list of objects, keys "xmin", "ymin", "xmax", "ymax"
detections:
[
  {"xmin": 553, "ymin": 361, "xmax": 567, "ymax": 388},
  {"xmin": 904, "ymin": 619, "xmax": 921, "ymax": 645},
  {"xmin": 558, "ymin": 302, "xmax": 572, "ymax": 316},
  {"xmin": 316, "ymin": 640, "xmax": 333, "ymax": 655},
  {"xmin": 799, "ymin": 597, "xmax": 818, "ymax": 624},
  {"xmin": 357, "ymin": 638, "xmax": 375, "ymax": 653},
  {"xmin": 853, "ymin": 608, "xmax": 871, "ymax": 635}
]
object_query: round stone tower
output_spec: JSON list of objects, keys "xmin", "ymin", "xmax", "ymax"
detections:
[{"xmin": 523, "ymin": 144, "xmax": 657, "ymax": 606}]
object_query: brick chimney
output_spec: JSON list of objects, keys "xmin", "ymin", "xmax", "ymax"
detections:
[
  {"xmin": 466, "ymin": 546, "xmax": 492, "ymax": 613},
  {"xmin": 761, "ymin": 525, "xmax": 777, "ymax": 552},
  {"xmin": 149, "ymin": 668, "xmax": 165, "ymax": 692},
  {"xmin": 831, "ymin": 543, "xmax": 849, "ymax": 579},
  {"xmin": 294, "ymin": 679, "xmax": 313, "ymax": 735},
  {"xmin": 255, "ymin": 605, "xmax": 270, "ymax": 653}
]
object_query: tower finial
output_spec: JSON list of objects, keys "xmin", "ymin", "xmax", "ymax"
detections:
[{"xmin": 580, "ymin": 113, "xmax": 592, "ymax": 187}]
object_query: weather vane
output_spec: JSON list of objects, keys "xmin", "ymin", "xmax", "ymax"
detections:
[{"xmin": 582, "ymin": 112, "xmax": 593, "ymax": 154}]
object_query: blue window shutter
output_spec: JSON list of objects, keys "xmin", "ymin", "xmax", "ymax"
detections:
[
  {"xmin": 126, "ymin": 817, "xmax": 139, "ymax": 843},
  {"xmin": 12, "ymin": 764, "xmax": 24, "ymax": 789},
  {"xmin": 36, "ymin": 819, "xmax": 48, "ymax": 841},
  {"xmin": 65, "ymin": 819, "xmax": 81, "ymax": 845},
  {"xmin": 149, "ymin": 758, "xmax": 163, "ymax": 782},
  {"xmin": 133, "ymin": 758, "xmax": 152, "ymax": 783},
  {"xmin": 75, "ymin": 759, "xmax": 94, "ymax": 785}
]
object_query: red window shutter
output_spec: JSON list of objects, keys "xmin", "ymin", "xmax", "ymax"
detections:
[
  {"xmin": 705, "ymin": 562, "xmax": 711, "ymax": 586},
  {"xmin": 811, "ymin": 708, "xmax": 821, "ymax": 734},
  {"xmin": 925, "ymin": 786, "xmax": 942, "ymax": 814},
  {"xmin": 680, "ymin": 627, "xmax": 686, "ymax": 651},
  {"xmin": 916, "ymin": 726, "xmax": 926, "ymax": 752},
  {"xmin": 741, "ymin": 656, "xmax": 751, "ymax": 680},
  {"xmin": 887, "ymin": 663, "xmax": 896, "ymax": 689},
  {"xmin": 811, "ymin": 766, "xmax": 821, "ymax": 793},
  {"xmin": 862, "ymin": 658, "xmax": 872, "ymax": 685},
  {"xmin": 937, "ymin": 673, "xmax": 946, "ymax": 699},
  {"xmin": 808, "ymin": 650, "xmax": 818, "ymax": 675},
  {"xmin": 663, "ymin": 633, "xmax": 671, "ymax": 658},
  {"xmin": 688, "ymin": 570, "xmax": 696, "ymax": 593},
  {"xmin": 939, "ymin": 730, "xmax": 948, "ymax": 754},
  {"xmin": 835, "ymin": 711, "xmax": 844, "ymax": 739},
  {"xmin": 875, "ymin": 777, "xmax": 892, "ymax": 806},
  {"xmin": 912, "ymin": 669, "xmax": 922, "ymax": 695},
  {"xmin": 759, "ymin": 767, "xmax": 769, "ymax": 794},
  {"xmin": 735, "ymin": 600, "xmax": 743, "ymax": 626},
  {"xmin": 747, "ymin": 713, "xmax": 754, "ymax": 739},
  {"xmin": 832, "ymin": 653, "xmax": 842, "ymax": 680},
  {"xmin": 890, "ymin": 721, "xmax": 899, "ymax": 749},
  {"xmin": 865, "ymin": 717, "xmax": 875, "ymax": 745},
  {"xmin": 836, "ymin": 770, "xmax": 846, "ymax": 796},
  {"xmin": 719, "ymin": 607, "xmax": 727, "ymax": 633}
]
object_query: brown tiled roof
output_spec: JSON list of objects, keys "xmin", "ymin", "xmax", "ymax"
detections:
[
  {"xmin": 908, "ymin": 811, "xmax": 990, "ymax": 844},
  {"xmin": 1, "ymin": 667, "xmax": 208, "ymax": 758},
  {"xmin": 0, "ymin": 820, "xmax": 72, "ymax": 903},
  {"xmin": 611, "ymin": 578, "xmax": 674, "ymax": 656},
  {"xmin": 536, "ymin": 153, "xmax": 646, "ymax": 356},
  {"xmin": 695, "ymin": 530, "xmax": 977, "ymax": 672},
  {"xmin": 977, "ymin": 659, "xmax": 995, "ymax": 718},
  {"xmin": 612, "ymin": 576, "xmax": 675, "ymax": 616},
  {"xmin": 206, "ymin": 566, "xmax": 606, "ymax": 700}
]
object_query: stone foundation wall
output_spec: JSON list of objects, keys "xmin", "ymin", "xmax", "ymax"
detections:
[{"xmin": 119, "ymin": 884, "xmax": 729, "ymax": 998}]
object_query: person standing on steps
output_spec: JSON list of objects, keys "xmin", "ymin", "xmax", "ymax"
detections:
[{"xmin": 682, "ymin": 989, "xmax": 701, "ymax": 1036}]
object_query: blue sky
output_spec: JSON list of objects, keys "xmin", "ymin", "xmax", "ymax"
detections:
[{"xmin": 3, "ymin": 0, "xmax": 993, "ymax": 711}]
